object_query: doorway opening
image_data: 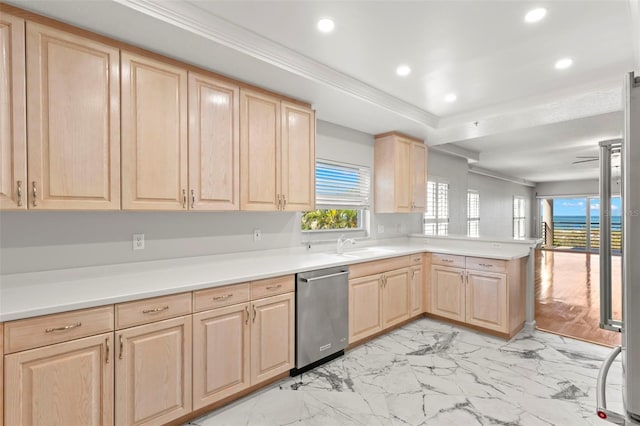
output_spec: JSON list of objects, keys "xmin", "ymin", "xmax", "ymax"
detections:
[{"xmin": 535, "ymin": 196, "xmax": 621, "ymax": 347}]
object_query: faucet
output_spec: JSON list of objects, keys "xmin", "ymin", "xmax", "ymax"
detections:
[{"xmin": 337, "ymin": 234, "xmax": 356, "ymax": 254}]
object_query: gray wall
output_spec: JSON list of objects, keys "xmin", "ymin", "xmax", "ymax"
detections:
[
  {"xmin": 467, "ymin": 172, "xmax": 535, "ymax": 239},
  {"xmin": 426, "ymin": 150, "xmax": 469, "ymax": 235},
  {"xmin": 0, "ymin": 120, "xmax": 422, "ymax": 274}
]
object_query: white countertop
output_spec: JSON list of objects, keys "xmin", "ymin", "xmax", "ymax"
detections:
[{"xmin": 0, "ymin": 238, "xmax": 533, "ymax": 322}]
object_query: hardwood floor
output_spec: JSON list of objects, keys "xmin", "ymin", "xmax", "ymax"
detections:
[{"xmin": 535, "ymin": 249, "xmax": 622, "ymax": 347}]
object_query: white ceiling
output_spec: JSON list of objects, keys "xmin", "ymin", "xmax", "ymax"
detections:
[{"xmin": 8, "ymin": 0, "xmax": 640, "ymax": 184}]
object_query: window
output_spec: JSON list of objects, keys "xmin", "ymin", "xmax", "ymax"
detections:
[
  {"xmin": 467, "ymin": 190, "xmax": 480, "ymax": 237},
  {"xmin": 301, "ymin": 160, "xmax": 370, "ymax": 231},
  {"xmin": 513, "ymin": 196, "xmax": 526, "ymax": 239},
  {"xmin": 424, "ymin": 179, "xmax": 449, "ymax": 235}
]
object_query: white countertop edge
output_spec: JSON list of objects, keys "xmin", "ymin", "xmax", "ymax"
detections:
[{"xmin": 1, "ymin": 240, "xmax": 532, "ymax": 322}]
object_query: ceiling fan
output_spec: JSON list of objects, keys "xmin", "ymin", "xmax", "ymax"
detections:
[{"xmin": 572, "ymin": 155, "xmax": 599, "ymax": 164}]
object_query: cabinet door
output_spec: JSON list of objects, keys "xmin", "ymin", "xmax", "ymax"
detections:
[
  {"xmin": 394, "ymin": 137, "xmax": 412, "ymax": 212},
  {"xmin": 193, "ymin": 303, "xmax": 250, "ymax": 409},
  {"xmin": 466, "ymin": 270, "xmax": 508, "ymax": 333},
  {"xmin": 26, "ymin": 22, "xmax": 120, "ymax": 210},
  {"xmin": 411, "ymin": 143, "xmax": 426, "ymax": 211},
  {"xmin": 188, "ymin": 72, "xmax": 239, "ymax": 211},
  {"xmin": 410, "ymin": 265, "xmax": 423, "ymax": 317},
  {"xmin": 250, "ymin": 293, "xmax": 294, "ymax": 384},
  {"xmin": 5, "ymin": 333, "xmax": 113, "ymax": 426},
  {"xmin": 0, "ymin": 13, "xmax": 26, "ymax": 210},
  {"xmin": 280, "ymin": 101, "xmax": 315, "ymax": 211},
  {"xmin": 382, "ymin": 268, "xmax": 410, "ymax": 329},
  {"xmin": 349, "ymin": 274, "xmax": 382, "ymax": 343},
  {"xmin": 431, "ymin": 265, "xmax": 465, "ymax": 322},
  {"xmin": 240, "ymin": 89, "xmax": 280, "ymax": 211},
  {"xmin": 121, "ymin": 52, "xmax": 188, "ymax": 210},
  {"xmin": 116, "ymin": 316, "xmax": 192, "ymax": 426}
]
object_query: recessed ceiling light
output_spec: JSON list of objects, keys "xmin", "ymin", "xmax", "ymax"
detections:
[
  {"xmin": 317, "ymin": 18, "xmax": 335, "ymax": 33},
  {"xmin": 555, "ymin": 58, "xmax": 573, "ymax": 70},
  {"xmin": 525, "ymin": 8, "xmax": 547, "ymax": 23},
  {"xmin": 396, "ymin": 65, "xmax": 411, "ymax": 76},
  {"xmin": 445, "ymin": 93, "xmax": 457, "ymax": 103}
]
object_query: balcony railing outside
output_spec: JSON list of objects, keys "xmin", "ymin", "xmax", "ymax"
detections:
[{"xmin": 551, "ymin": 219, "xmax": 621, "ymax": 251}]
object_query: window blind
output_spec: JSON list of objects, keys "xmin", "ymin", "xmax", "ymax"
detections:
[
  {"xmin": 315, "ymin": 160, "xmax": 370, "ymax": 209},
  {"xmin": 467, "ymin": 191, "xmax": 480, "ymax": 237},
  {"xmin": 513, "ymin": 196, "xmax": 526, "ymax": 239}
]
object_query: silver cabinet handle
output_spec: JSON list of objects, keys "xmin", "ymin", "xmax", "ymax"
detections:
[
  {"xmin": 478, "ymin": 263, "xmax": 493, "ymax": 268},
  {"xmin": 105, "ymin": 337, "xmax": 110, "ymax": 364},
  {"xmin": 282, "ymin": 194, "xmax": 287, "ymax": 210},
  {"xmin": 245, "ymin": 306, "xmax": 249, "ymax": 325},
  {"xmin": 142, "ymin": 305, "xmax": 169, "ymax": 314},
  {"xmin": 191, "ymin": 189, "xmax": 195, "ymax": 208},
  {"xmin": 252, "ymin": 305, "xmax": 257, "ymax": 322},
  {"xmin": 119, "ymin": 335, "xmax": 124, "ymax": 360},
  {"xmin": 16, "ymin": 180, "xmax": 23, "ymax": 206},
  {"xmin": 213, "ymin": 294, "xmax": 233, "ymax": 301},
  {"xmin": 32, "ymin": 181, "xmax": 37, "ymax": 207},
  {"xmin": 266, "ymin": 284, "xmax": 282, "ymax": 290},
  {"xmin": 299, "ymin": 271, "xmax": 349, "ymax": 282},
  {"xmin": 182, "ymin": 189, "xmax": 187, "ymax": 209},
  {"xmin": 45, "ymin": 322, "xmax": 82, "ymax": 333},
  {"xmin": 276, "ymin": 194, "xmax": 281, "ymax": 210}
]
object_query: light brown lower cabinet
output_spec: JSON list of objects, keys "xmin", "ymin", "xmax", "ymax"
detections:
[
  {"xmin": 349, "ymin": 266, "xmax": 413, "ymax": 344},
  {"xmin": 409, "ymin": 264, "xmax": 423, "ymax": 317},
  {"xmin": 431, "ymin": 265, "xmax": 466, "ymax": 322},
  {"xmin": 193, "ymin": 303, "xmax": 250, "ymax": 409},
  {"xmin": 381, "ymin": 268, "xmax": 410, "ymax": 329},
  {"xmin": 116, "ymin": 315, "xmax": 192, "ymax": 426},
  {"xmin": 465, "ymin": 270, "xmax": 508, "ymax": 333},
  {"xmin": 5, "ymin": 332, "xmax": 114, "ymax": 426},
  {"xmin": 193, "ymin": 292, "xmax": 294, "ymax": 409},
  {"xmin": 430, "ymin": 254, "xmax": 525, "ymax": 336}
]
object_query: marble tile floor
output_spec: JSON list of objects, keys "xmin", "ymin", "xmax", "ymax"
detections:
[{"xmin": 185, "ymin": 318, "xmax": 624, "ymax": 426}]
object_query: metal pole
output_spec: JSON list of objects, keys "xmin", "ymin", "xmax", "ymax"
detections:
[{"xmin": 599, "ymin": 139, "xmax": 622, "ymax": 332}]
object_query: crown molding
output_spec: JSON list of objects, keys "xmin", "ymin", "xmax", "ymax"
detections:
[
  {"xmin": 112, "ymin": 0, "xmax": 439, "ymax": 128},
  {"xmin": 468, "ymin": 166, "xmax": 536, "ymax": 187}
]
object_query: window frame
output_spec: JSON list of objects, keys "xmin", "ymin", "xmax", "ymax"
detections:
[
  {"xmin": 301, "ymin": 159, "xmax": 371, "ymax": 234},
  {"xmin": 513, "ymin": 196, "xmax": 526, "ymax": 240},
  {"xmin": 424, "ymin": 177, "xmax": 449, "ymax": 236},
  {"xmin": 467, "ymin": 190, "xmax": 480, "ymax": 237}
]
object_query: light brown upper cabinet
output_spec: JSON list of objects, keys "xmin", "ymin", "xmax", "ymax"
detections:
[
  {"xmin": 26, "ymin": 22, "xmax": 120, "ymax": 209},
  {"xmin": 121, "ymin": 52, "xmax": 188, "ymax": 210},
  {"xmin": 374, "ymin": 132, "xmax": 427, "ymax": 213},
  {"xmin": 240, "ymin": 89, "xmax": 315, "ymax": 211},
  {"xmin": 0, "ymin": 13, "xmax": 26, "ymax": 210},
  {"xmin": 188, "ymin": 72, "xmax": 240, "ymax": 211},
  {"xmin": 280, "ymin": 101, "xmax": 315, "ymax": 211}
]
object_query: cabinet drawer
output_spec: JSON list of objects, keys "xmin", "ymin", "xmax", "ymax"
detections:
[
  {"xmin": 465, "ymin": 257, "xmax": 507, "ymax": 273},
  {"xmin": 115, "ymin": 292, "xmax": 192, "ymax": 329},
  {"xmin": 431, "ymin": 253, "xmax": 465, "ymax": 268},
  {"xmin": 410, "ymin": 254, "xmax": 423, "ymax": 265},
  {"xmin": 251, "ymin": 275, "xmax": 294, "ymax": 299},
  {"xmin": 4, "ymin": 306, "xmax": 114, "ymax": 354},
  {"xmin": 194, "ymin": 283, "xmax": 250, "ymax": 312},
  {"xmin": 348, "ymin": 256, "xmax": 411, "ymax": 279}
]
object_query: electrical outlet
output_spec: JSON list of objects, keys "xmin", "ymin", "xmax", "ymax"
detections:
[
  {"xmin": 253, "ymin": 228, "xmax": 262, "ymax": 242},
  {"xmin": 377, "ymin": 224, "xmax": 385, "ymax": 234},
  {"xmin": 132, "ymin": 234, "xmax": 145, "ymax": 250}
]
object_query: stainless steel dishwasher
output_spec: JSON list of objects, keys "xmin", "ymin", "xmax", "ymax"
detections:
[{"xmin": 293, "ymin": 265, "xmax": 349, "ymax": 375}]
